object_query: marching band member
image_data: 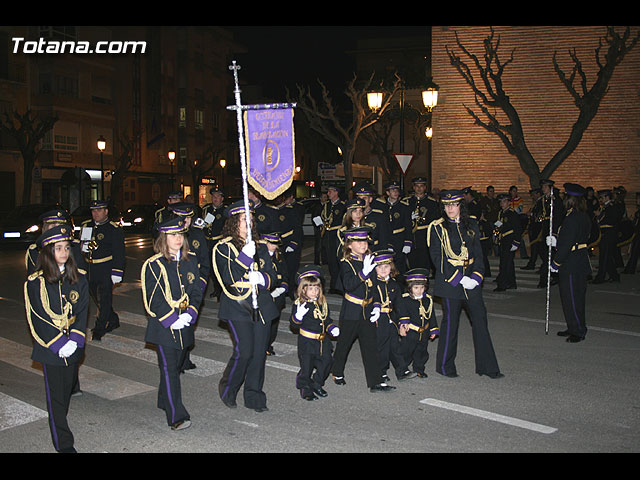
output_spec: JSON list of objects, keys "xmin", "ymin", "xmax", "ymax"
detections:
[
  {"xmin": 24, "ymin": 224, "xmax": 88, "ymax": 452},
  {"xmin": 331, "ymin": 226, "xmax": 395, "ymax": 393},
  {"xmin": 493, "ymin": 193, "xmax": 522, "ymax": 292},
  {"xmin": 290, "ymin": 265, "xmax": 339, "ymax": 400},
  {"xmin": 548, "ymin": 183, "xmax": 592, "ymax": 342},
  {"xmin": 262, "ymin": 232, "xmax": 289, "ymax": 356},
  {"xmin": 396, "ymin": 268, "xmax": 439, "ymax": 378},
  {"xmin": 212, "ymin": 200, "xmax": 278, "ymax": 412},
  {"xmin": 81, "ymin": 200, "xmax": 125, "ymax": 341},
  {"xmin": 384, "ymin": 181, "xmax": 413, "ymax": 276},
  {"xmin": 141, "ymin": 216, "xmax": 203, "ymax": 431},
  {"xmin": 428, "ymin": 190, "xmax": 503, "ymax": 379},
  {"xmin": 319, "ymin": 185, "xmax": 345, "ymax": 294}
]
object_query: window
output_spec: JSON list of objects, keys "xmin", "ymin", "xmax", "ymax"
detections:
[
  {"xmin": 179, "ymin": 107, "xmax": 186, "ymax": 128},
  {"xmin": 195, "ymin": 109, "xmax": 204, "ymax": 130}
]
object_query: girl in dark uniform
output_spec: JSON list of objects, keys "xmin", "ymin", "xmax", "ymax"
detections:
[
  {"xmin": 24, "ymin": 224, "xmax": 88, "ymax": 452},
  {"xmin": 427, "ymin": 190, "xmax": 503, "ymax": 379},
  {"xmin": 141, "ymin": 216, "xmax": 203, "ymax": 431},
  {"xmin": 212, "ymin": 201, "xmax": 278, "ymax": 412},
  {"xmin": 290, "ymin": 265, "xmax": 339, "ymax": 400},
  {"xmin": 331, "ymin": 226, "xmax": 395, "ymax": 393},
  {"xmin": 549, "ymin": 183, "xmax": 592, "ymax": 342},
  {"xmin": 262, "ymin": 232, "xmax": 288, "ymax": 356}
]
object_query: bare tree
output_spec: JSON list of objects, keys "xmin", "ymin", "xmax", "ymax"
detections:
[
  {"xmin": 0, "ymin": 109, "xmax": 58, "ymax": 205},
  {"xmin": 447, "ymin": 26, "xmax": 639, "ymax": 187},
  {"xmin": 108, "ymin": 130, "xmax": 143, "ymax": 205},
  {"xmin": 289, "ymin": 72, "xmax": 401, "ymax": 190}
]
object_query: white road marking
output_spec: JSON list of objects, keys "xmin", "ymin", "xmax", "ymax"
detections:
[
  {"xmin": 420, "ymin": 398, "xmax": 557, "ymax": 434},
  {"xmin": 0, "ymin": 392, "xmax": 48, "ymax": 432}
]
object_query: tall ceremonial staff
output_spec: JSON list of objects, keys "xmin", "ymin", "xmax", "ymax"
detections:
[
  {"xmin": 227, "ymin": 61, "xmax": 297, "ymax": 315},
  {"xmin": 545, "ymin": 188, "xmax": 554, "ymax": 335}
]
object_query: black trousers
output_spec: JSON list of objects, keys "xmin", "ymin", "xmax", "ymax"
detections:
[
  {"xmin": 401, "ymin": 330, "xmax": 432, "ymax": 375},
  {"xmin": 326, "ymin": 238, "xmax": 341, "ymax": 292},
  {"xmin": 497, "ymin": 244, "xmax": 517, "ymax": 289},
  {"xmin": 436, "ymin": 291, "xmax": 500, "ymax": 377},
  {"xmin": 42, "ymin": 363, "xmax": 78, "ymax": 453},
  {"xmin": 156, "ymin": 345, "xmax": 190, "ymax": 426},
  {"xmin": 624, "ymin": 235, "xmax": 640, "ymax": 273},
  {"xmin": 376, "ymin": 316, "xmax": 406, "ymax": 377},
  {"xmin": 219, "ymin": 316, "xmax": 271, "ymax": 409},
  {"xmin": 295, "ymin": 337, "xmax": 333, "ymax": 396},
  {"xmin": 331, "ymin": 315, "xmax": 383, "ymax": 388},
  {"xmin": 595, "ymin": 232, "xmax": 620, "ymax": 281},
  {"xmin": 88, "ymin": 276, "xmax": 119, "ymax": 334},
  {"xmin": 558, "ymin": 271, "xmax": 588, "ymax": 338}
]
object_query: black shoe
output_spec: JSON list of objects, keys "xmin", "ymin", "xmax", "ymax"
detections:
[
  {"xmin": 91, "ymin": 329, "xmax": 104, "ymax": 341},
  {"xmin": 170, "ymin": 419, "xmax": 192, "ymax": 431},
  {"xmin": 480, "ymin": 372, "xmax": 505, "ymax": 379},
  {"xmin": 438, "ymin": 372, "xmax": 459, "ymax": 378},
  {"xmin": 370, "ymin": 383, "xmax": 396, "ymax": 393},
  {"xmin": 557, "ymin": 330, "xmax": 570, "ymax": 337},
  {"xmin": 415, "ymin": 372, "xmax": 428, "ymax": 379},
  {"xmin": 253, "ymin": 406, "xmax": 269, "ymax": 413},
  {"xmin": 397, "ymin": 370, "xmax": 417, "ymax": 381},
  {"xmin": 266, "ymin": 346, "xmax": 275, "ymax": 356},
  {"xmin": 313, "ymin": 387, "xmax": 328, "ymax": 397},
  {"xmin": 221, "ymin": 397, "xmax": 237, "ymax": 409},
  {"xmin": 566, "ymin": 335, "xmax": 585, "ymax": 343},
  {"xmin": 105, "ymin": 321, "xmax": 120, "ymax": 333},
  {"xmin": 333, "ymin": 376, "xmax": 346, "ymax": 385},
  {"xmin": 382, "ymin": 374, "xmax": 391, "ymax": 383},
  {"xmin": 302, "ymin": 392, "xmax": 318, "ymax": 401}
]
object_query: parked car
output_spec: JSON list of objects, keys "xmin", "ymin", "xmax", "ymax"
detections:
[
  {"xmin": 0, "ymin": 204, "xmax": 62, "ymax": 246},
  {"xmin": 119, "ymin": 204, "xmax": 156, "ymax": 233}
]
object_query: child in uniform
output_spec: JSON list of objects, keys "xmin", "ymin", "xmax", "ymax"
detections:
[
  {"xmin": 396, "ymin": 268, "xmax": 439, "ymax": 378},
  {"xmin": 290, "ymin": 265, "xmax": 339, "ymax": 400}
]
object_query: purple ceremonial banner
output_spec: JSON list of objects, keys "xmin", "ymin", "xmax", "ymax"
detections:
[{"xmin": 244, "ymin": 108, "xmax": 295, "ymax": 200}]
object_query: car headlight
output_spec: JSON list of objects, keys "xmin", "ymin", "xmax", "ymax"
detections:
[
  {"xmin": 134, "ymin": 217, "xmax": 143, "ymax": 223},
  {"xmin": 25, "ymin": 224, "xmax": 39, "ymax": 233}
]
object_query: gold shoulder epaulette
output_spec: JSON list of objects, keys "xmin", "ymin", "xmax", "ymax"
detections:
[
  {"xmin": 27, "ymin": 270, "xmax": 42, "ymax": 281},
  {"xmin": 28, "ymin": 243, "xmax": 37, "ymax": 251},
  {"xmin": 78, "ymin": 268, "xmax": 87, "ymax": 276},
  {"xmin": 110, "ymin": 221, "xmax": 121, "ymax": 228},
  {"xmin": 81, "ymin": 219, "xmax": 91, "ymax": 225}
]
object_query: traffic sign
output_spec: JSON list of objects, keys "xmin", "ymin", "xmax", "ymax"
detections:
[{"xmin": 394, "ymin": 154, "xmax": 414, "ymax": 175}]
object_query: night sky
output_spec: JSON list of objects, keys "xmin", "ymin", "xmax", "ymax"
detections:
[{"xmin": 226, "ymin": 26, "xmax": 430, "ymax": 102}]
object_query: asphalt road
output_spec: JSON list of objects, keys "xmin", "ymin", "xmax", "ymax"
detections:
[{"xmin": 1, "ymin": 234, "xmax": 639, "ymax": 453}]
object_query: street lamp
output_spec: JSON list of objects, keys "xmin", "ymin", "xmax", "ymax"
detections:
[
  {"xmin": 97, "ymin": 135, "xmax": 106, "ymax": 200},
  {"xmin": 421, "ymin": 78, "xmax": 439, "ymax": 111},
  {"xmin": 168, "ymin": 149, "xmax": 176, "ymax": 191},
  {"xmin": 219, "ymin": 158, "xmax": 226, "ymax": 191},
  {"xmin": 367, "ymin": 91, "xmax": 383, "ymax": 113}
]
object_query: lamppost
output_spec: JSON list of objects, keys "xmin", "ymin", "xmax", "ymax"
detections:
[
  {"xmin": 219, "ymin": 158, "xmax": 226, "ymax": 191},
  {"xmin": 97, "ymin": 135, "xmax": 106, "ymax": 200},
  {"xmin": 168, "ymin": 149, "xmax": 176, "ymax": 191},
  {"xmin": 367, "ymin": 77, "xmax": 439, "ymax": 191}
]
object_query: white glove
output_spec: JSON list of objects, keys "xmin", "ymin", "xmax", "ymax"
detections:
[
  {"xmin": 241, "ymin": 241, "xmax": 256, "ymax": 258},
  {"xmin": 546, "ymin": 235, "xmax": 557, "ymax": 247},
  {"xmin": 362, "ymin": 254, "xmax": 376, "ymax": 276},
  {"xmin": 248, "ymin": 270, "xmax": 265, "ymax": 287},
  {"xmin": 402, "ymin": 245, "xmax": 411, "ymax": 255},
  {"xmin": 370, "ymin": 306, "xmax": 380, "ymax": 323},
  {"xmin": 460, "ymin": 276, "xmax": 479, "ymax": 290},
  {"xmin": 411, "ymin": 211, "xmax": 420, "ymax": 220},
  {"xmin": 111, "ymin": 275, "xmax": 122, "ymax": 284},
  {"xmin": 331, "ymin": 326, "xmax": 340, "ymax": 337},
  {"xmin": 510, "ymin": 244, "xmax": 518, "ymax": 252},
  {"xmin": 58, "ymin": 340, "xmax": 77, "ymax": 358},
  {"xmin": 171, "ymin": 313, "xmax": 191, "ymax": 330},
  {"xmin": 285, "ymin": 246, "xmax": 295, "ymax": 253},
  {"xmin": 295, "ymin": 302, "xmax": 309, "ymax": 321},
  {"xmin": 550, "ymin": 264, "xmax": 559, "ymax": 273},
  {"xmin": 312, "ymin": 216, "xmax": 323, "ymax": 227},
  {"xmin": 271, "ymin": 287, "xmax": 286, "ymax": 298},
  {"xmin": 494, "ymin": 220, "xmax": 503, "ymax": 227}
]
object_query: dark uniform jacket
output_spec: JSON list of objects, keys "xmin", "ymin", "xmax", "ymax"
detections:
[
  {"xmin": 212, "ymin": 237, "xmax": 279, "ymax": 323},
  {"xmin": 254, "ymin": 202, "xmax": 281, "ymax": 237},
  {"xmin": 364, "ymin": 199, "xmax": 392, "ymax": 251},
  {"xmin": 141, "ymin": 251, "xmax": 203, "ymax": 349},
  {"xmin": 427, "ymin": 217, "xmax": 485, "ymax": 300},
  {"xmin": 371, "ymin": 274, "xmax": 402, "ymax": 326},
  {"xmin": 26, "ymin": 238, "xmax": 87, "ymax": 276},
  {"xmin": 277, "ymin": 203, "xmax": 303, "ymax": 252},
  {"xmin": 186, "ymin": 223, "xmax": 210, "ymax": 293},
  {"xmin": 386, "ymin": 199, "xmax": 413, "ymax": 252},
  {"xmin": 338, "ymin": 253, "xmax": 375, "ymax": 321},
  {"xmin": 321, "ymin": 200, "xmax": 346, "ymax": 240},
  {"xmin": 266, "ymin": 245, "xmax": 289, "ymax": 311},
  {"xmin": 528, "ymin": 196, "xmax": 545, "ymax": 246},
  {"xmin": 551, "ymin": 208, "xmax": 592, "ymax": 276},
  {"xmin": 406, "ymin": 194, "xmax": 440, "ymax": 248},
  {"xmin": 496, "ymin": 207, "xmax": 523, "ymax": 250},
  {"xmin": 24, "ymin": 269, "xmax": 89, "ymax": 366},
  {"xmin": 81, "ymin": 218, "xmax": 125, "ymax": 281},
  {"xmin": 201, "ymin": 203, "xmax": 227, "ymax": 245},
  {"xmin": 290, "ymin": 298, "xmax": 337, "ymax": 352},
  {"xmin": 598, "ymin": 201, "xmax": 623, "ymax": 239},
  {"xmin": 396, "ymin": 292, "xmax": 439, "ymax": 339}
]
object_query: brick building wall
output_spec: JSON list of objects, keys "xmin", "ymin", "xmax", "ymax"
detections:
[{"xmin": 430, "ymin": 26, "xmax": 640, "ymax": 211}]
